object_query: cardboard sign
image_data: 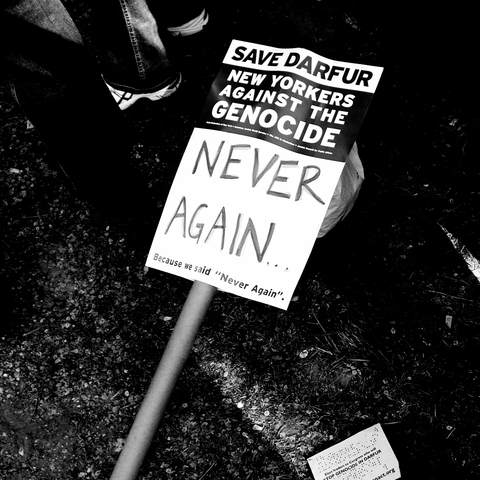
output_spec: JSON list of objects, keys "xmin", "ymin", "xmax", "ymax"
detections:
[
  {"xmin": 146, "ymin": 40, "xmax": 383, "ymax": 309},
  {"xmin": 307, "ymin": 424, "xmax": 400, "ymax": 480}
]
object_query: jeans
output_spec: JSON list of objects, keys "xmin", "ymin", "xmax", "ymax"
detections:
[
  {"xmin": 92, "ymin": 0, "xmax": 204, "ymax": 90},
  {"xmin": 91, "ymin": 0, "xmax": 176, "ymax": 92},
  {"xmin": 0, "ymin": 0, "xmax": 199, "ymax": 220}
]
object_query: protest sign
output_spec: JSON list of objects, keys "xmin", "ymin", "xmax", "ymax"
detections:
[
  {"xmin": 307, "ymin": 423, "xmax": 400, "ymax": 480},
  {"xmin": 146, "ymin": 40, "xmax": 383, "ymax": 309}
]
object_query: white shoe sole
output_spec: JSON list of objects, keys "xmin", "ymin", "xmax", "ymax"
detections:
[
  {"xmin": 106, "ymin": 73, "xmax": 182, "ymax": 110},
  {"xmin": 167, "ymin": 9, "xmax": 209, "ymax": 37}
]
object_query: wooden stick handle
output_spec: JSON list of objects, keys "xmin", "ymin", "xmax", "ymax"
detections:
[{"xmin": 109, "ymin": 280, "xmax": 217, "ymax": 480}]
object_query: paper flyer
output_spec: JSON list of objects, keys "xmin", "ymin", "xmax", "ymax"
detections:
[
  {"xmin": 307, "ymin": 424, "xmax": 400, "ymax": 480},
  {"xmin": 146, "ymin": 40, "xmax": 383, "ymax": 309}
]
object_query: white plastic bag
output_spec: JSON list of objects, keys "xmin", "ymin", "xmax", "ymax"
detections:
[{"xmin": 317, "ymin": 142, "xmax": 364, "ymax": 238}]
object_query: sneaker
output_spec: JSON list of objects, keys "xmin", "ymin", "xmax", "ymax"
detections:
[
  {"xmin": 105, "ymin": 72, "xmax": 182, "ymax": 110},
  {"xmin": 167, "ymin": 9, "xmax": 209, "ymax": 37}
]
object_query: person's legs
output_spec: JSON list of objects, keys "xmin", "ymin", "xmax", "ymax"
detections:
[
  {"xmin": 93, "ymin": 0, "xmax": 176, "ymax": 91},
  {"xmin": 0, "ymin": 0, "xmax": 156, "ymax": 222},
  {"xmin": 91, "ymin": 0, "xmax": 208, "ymax": 109}
]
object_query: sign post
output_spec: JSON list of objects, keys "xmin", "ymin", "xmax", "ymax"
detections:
[{"xmin": 110, "ymin": 39, "xmax": 383, "ymax": 479}]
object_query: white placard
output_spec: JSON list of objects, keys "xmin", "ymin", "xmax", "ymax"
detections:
[
  {"xmin": 146, "ymin": 128, "xmax": 343, "ymax": 309},
  {"xmin": 146, "ymin": 40, "xmax": 383, "ymax": 309}
]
